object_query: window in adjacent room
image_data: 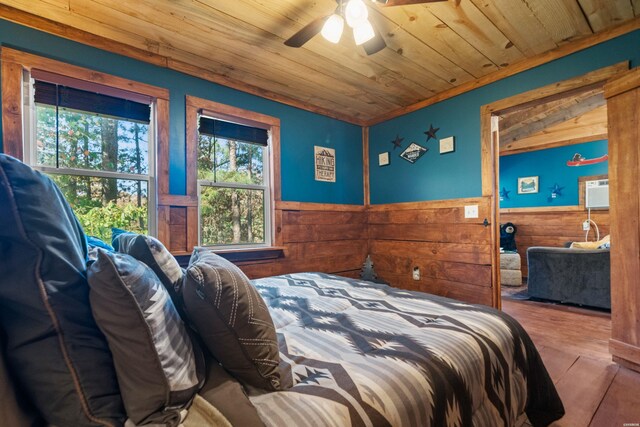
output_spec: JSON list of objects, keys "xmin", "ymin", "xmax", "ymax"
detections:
[
  {"xmin": 197, "ymin": 116, "xmax": 271, "ymax": 247},
  {"xmin": 23, "ymin": 71, "xmax": 156, "ymax": 241}
]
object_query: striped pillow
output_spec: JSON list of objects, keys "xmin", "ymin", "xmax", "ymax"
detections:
[
  {"xmin": 88, "ymin": 250, "xmax": 202, "ymax": 425},
  {"xmin": 114, "ymin": 234, "xmax": 183, "ymax": 303}
]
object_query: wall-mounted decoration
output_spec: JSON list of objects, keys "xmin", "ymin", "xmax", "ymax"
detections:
[
  {"xmin": 390, "ymin": 134, "xmax": 404, "ymax": 150},
  {"xmin": 378, "ymin": 152, "xmax": 390, "ymax": 167},
  {"xmin": 424, "ymin": 124, "xmax": 440, "ymax": 142},
  {"xmin": 439, "ymin": 136, "xmax": 455, "ymax": 154},
  {"xmin": 566, "ymin": 153, "xmax": 608, "ymax": 167},
  {"xmin": 399, "ymin": 142, "xmax": 428, "ymax": 163},
  {"xmin": 314, "ymin": 146, "xmax": 335, "ymax": 182},
  {"xmin": 500, "ymin": 187, "xmax": 511, "ymax": 201},
  {"xmin": 518, "ymin": 176, "xmax": 538, "ymax": 194},
  {"xmin": 547, "ymin": 183, "xmax": 565, "ymax": 202}
]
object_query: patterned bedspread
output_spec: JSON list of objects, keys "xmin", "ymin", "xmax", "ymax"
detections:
[{"xmin": 248, "ymin": 273, "xmax": 564, "ymax": 427}]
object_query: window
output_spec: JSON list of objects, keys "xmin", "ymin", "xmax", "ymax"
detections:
[
  {"xmin": 23, "ymin": 71, "xmax": 156, "ymax": 242},
  {"xmin": 197, "ymin": 116, "xmax": 271, "ymax": 247}
]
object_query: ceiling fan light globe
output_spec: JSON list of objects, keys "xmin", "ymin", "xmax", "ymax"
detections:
[
  {"xmin": 353, "ymin": 20, "xmax": 375, "ymax": 45},
  {"xmin": 321, "ymin": 14, "xmax": 345, "ymax": 43},
  {"xmin": 345, "ymin": 0, "xmax": 369, "ymax": 28}
]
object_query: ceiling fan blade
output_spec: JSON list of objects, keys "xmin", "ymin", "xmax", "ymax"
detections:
[
  {"xmin": 284, "ymin": 15, "xmax": 330, "ymax": 47},
  {"xmin": 363, "ymin": 26, "xmax": 386, "ymax": 55},
  {"xmin": 373, "ymin": 0, "xmax": 448, "ymax": 6}
]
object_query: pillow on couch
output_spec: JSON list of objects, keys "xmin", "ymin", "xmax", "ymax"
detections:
[
  {"xmin": 182, "ymin": 249, "xmax": 281, "ymax": 391},
  {"xmin": 114, "ymin": 233, "xmax": 183, "ymax": 303},
  {"xmin": 0, "ymin": 154, "xmax": 125, "ymax": 426},
  {"xmin": 88, "ymin": 250, "xmax": 203, "ymax": 426}
]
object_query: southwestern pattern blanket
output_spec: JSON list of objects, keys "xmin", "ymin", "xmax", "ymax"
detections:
[{"xmin": 247, "ymin": 273, "xmax": 564, "ymax": 427}]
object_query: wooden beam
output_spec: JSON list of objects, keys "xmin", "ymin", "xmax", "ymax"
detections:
[
  {"xmin": 1, "ymin": 58, "xmax": 23, "ymax": 159},
  {"xmin": 367, "ymin": 18, "xmax": 640, "ymax": 125},
  {"xmin": 499, "ymin": 91, "xmax": 606, "ymax": 144}
]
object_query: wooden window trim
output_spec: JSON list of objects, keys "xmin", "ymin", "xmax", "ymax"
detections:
[
  {"xmin": 183, "ymin": 95, "xmax": 282, "ymax": 253},
  {"xmin": 0, "ymin": 47, "xmax": 170, "ymax": 200}
]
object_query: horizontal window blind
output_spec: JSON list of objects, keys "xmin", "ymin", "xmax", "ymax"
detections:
[
  {"xmin": 199, "ymin": 116, "xmax": 268, "ymax": 146},
  {"xmin": 34, "ymin": 80, "xmax": 151, "ymax": 123}
]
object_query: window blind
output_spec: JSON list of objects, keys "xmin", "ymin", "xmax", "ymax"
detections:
[
  {"xmin": 198, "ymin": 116, "xmax": 268, "ymax": 146},
  {"xmin": 34, "ymin": 80, "xmax": 151, "ymax": 124}
]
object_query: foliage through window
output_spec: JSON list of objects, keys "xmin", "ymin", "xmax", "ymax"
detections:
[
  {"xmin": 197, "ymin": 116, "xmax": 270, "ymax": 247},
  {"xmin": 27, "ymin": 77, "xmax": 153, "ymax": 242}
]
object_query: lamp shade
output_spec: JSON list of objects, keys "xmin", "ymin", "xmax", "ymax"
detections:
[
  {"xmin": 321, "ymin": 14, "xmax": 344, "ymax": 43},
  {"xmin": 345, "ymin": 0, "xmax": 369, "ymax": 28},
  {"xmin": 353, "ymin": 20, "xmax": 375, "ymax": 45}
]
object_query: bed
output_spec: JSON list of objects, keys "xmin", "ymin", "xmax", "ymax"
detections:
[{"xmin": 245, "ymin": 272, "xmax": 564, "ymax": 427}]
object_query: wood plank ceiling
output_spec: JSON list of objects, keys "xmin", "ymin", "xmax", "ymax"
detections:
[{"xmin": 1, "ymin": 0, "xmax": 638, "ymax": 124}]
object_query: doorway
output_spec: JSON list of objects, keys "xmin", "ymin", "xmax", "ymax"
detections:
[{"xmin": 481, "ymin": 62, "xmax": 627, "ymax": 311}]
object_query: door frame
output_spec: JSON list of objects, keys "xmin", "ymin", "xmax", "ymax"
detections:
[{"xmin": 479, "ymin": 61, "xmax": 629, "ymax": 310}]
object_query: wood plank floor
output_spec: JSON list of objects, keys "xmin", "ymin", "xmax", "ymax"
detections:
[{"xmin": 502, "ymin": 298, "xmax": 640, "ymax": 426}]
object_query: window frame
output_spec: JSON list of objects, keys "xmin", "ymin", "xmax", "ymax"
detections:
[
  {"xmin": 186, "ymin": 96, "xmax": 281, "ymax": 251},
  {"xmin": 1, "ymin": 47, "xmax": 169, "ymax": 238}
]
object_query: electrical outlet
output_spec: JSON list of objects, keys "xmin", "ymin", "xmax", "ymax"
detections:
[
  {"xmin": 464, "ymin": 205, "xmax": 479, "ymax": 219},
  {"xmin": 412, "ymin": 267, "xmax": 420, "ymax": 281},
  {"xmin": 583, "ymin": 220, "xmax": 590, "ymax": 231}
]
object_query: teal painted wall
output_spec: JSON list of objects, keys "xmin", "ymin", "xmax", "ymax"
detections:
[
  {"xmin": 499, "ymin": 140, "xmax": 608, "ymax": 208},
  {"xmin": 369, "ymin": 30, "xmax": 640, "ymax": 205},
  {"xmin": 0, "ymin": 19, "xmax": 363, "ymax": 205}
]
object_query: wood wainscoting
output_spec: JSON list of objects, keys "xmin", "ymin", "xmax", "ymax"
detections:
[
  {"xmin": 158, "ymin": 200, "xmax": 368, "ymax": 280},
  {"xmin": 500, "ymin": 206, "xmax": 610, "ymax": 278},
  {"xmin": 368, "ymin": 197, "xmax": 494, "ymax": 306}
]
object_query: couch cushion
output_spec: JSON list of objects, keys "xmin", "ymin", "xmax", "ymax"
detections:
[
  {"xmin": 114, "ymin": 233, "xmax": 183, "ymax": 303},
  {"xmin": 0, "ymin": 154, "xmax": 125, "ymax": 426},
  {"xmin": 88, "ymin": 250, "xmax": 201, "ymax": 426},
  {"xmin": 183, "ymin": 249, "xmax": 281, "ymax": 390}
]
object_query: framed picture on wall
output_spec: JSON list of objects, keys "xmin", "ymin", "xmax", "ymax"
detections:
[{"xmin": 518, "ymin": 176, "xmax": 539, "ymax": 194}]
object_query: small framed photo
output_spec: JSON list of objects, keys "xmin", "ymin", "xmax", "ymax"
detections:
[
  {"xmin": 518, "ymin": 176, "xmax": 539, "ymax": 194},
  {"xmin": 439, "ymin": 136, "xmax": 455, "ymax": 154},
  {"xmin": 378, "ymin": 152, "xmax": 390, "ymax": 167}
]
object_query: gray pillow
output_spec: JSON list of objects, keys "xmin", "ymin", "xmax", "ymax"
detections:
[
  {"xmin": 0, "ymin": 154, "xmax": 124, "ymax": 426},
  {"xmin": 88, "ymin": 250, "xmax": 202, "ymax": 426},
  {"xmin": 182, "ymin": 249, "xmax": 281, "ymax": 391},
  {"xmin": 114, "ymin": 233, "xmax": 183, "ymax": 301}
]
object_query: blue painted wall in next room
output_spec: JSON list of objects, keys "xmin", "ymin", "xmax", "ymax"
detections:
[
  {"xmin": 369, "ymin": 29, "xmax": 640, "ymax": 205},
  {"xmin": 499, "ymin": 140, "xmax": 608, "ymax": 208},
  {"xmin": 0, "ymin": 19, "xmax": 363, "ymax": 205}
]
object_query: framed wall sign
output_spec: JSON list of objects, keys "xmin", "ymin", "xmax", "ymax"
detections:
[
  {"xmin": 518, "ymin": 176, "xmax": 539, "ymax": 194},
  {"xmin": 314, "ymin": 146, "xmax": 336, "ymax": 182},
  {"xmin": 439, "ymin": 136, "xmax": 455, "ymax": 154},
  {"xmin": 378, "ymin": 152, "xmax": 390, "ymax": 166}
]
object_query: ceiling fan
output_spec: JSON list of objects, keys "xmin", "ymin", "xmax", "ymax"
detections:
[{"xmin": 284, "ymin": 0, "xmax": 448, "ymax": 55}]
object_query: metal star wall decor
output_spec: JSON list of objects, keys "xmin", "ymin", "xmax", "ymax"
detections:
[
  {"xmin": 390, "ymin": 134, "xmax": 404, "ymax": 150},
  {"xmin": 424, "ymin": 124, "xmax": 440, "ymax": 141},
  {"xmin": 547, "ymin": 183, "xmax": 565, "ymax": 202},
  {"xmin": 500, "ymin": 187, "xmax": 511, "ymax": 200}
]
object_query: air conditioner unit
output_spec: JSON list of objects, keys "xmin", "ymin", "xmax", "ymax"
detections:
[{"xmin": 585, "ymin": 179, "xmax": 609, "ymax": 209}]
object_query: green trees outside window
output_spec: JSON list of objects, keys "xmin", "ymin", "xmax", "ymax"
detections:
[
  {"xmin": 197, "ymin": 132, "xmax": 267, "ymax": 246},
  {"xmin": 35, "ymin": 104, "xmax": 149, "ymax": 241}
]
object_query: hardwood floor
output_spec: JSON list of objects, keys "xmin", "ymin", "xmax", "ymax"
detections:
[{"xmin": 502, "ymin": 298, "xmax": 640, "ymax": 426}]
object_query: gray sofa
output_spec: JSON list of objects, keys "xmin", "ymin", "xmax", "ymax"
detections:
[{"xmin": 527, "ymin": 247, "xmax": 611, "ymax": 310}]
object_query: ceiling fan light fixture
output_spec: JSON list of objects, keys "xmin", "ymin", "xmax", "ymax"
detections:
[
  {"xmin": 321, "ymin": 14, "xmax": 345, "ymax": 43},
  {"xmin": 353, "ymin": 19, "xmax": 375, "ymax": 45},
  {"xmin": 345, "ymin": 0, "xmax": 369, "ymax": 28}
]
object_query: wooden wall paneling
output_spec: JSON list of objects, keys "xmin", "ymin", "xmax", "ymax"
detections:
[
  {"xmin": 605, "ymin": 68, "xmax": 640, "ymax": 371},
  {"xmin": 169, "ymin": 206, "xmax": 187, "ymax": 253},
  {"xmin": 1, "ymin": 57, "xmax": 24, "ymax": 159},
  {"xmin": 157, "ymin": 205, "xmax": 171, "ymax": 248},
  {"xmin": 368, "ymin": 198, "xmax": 493, "ymax": 306}
]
